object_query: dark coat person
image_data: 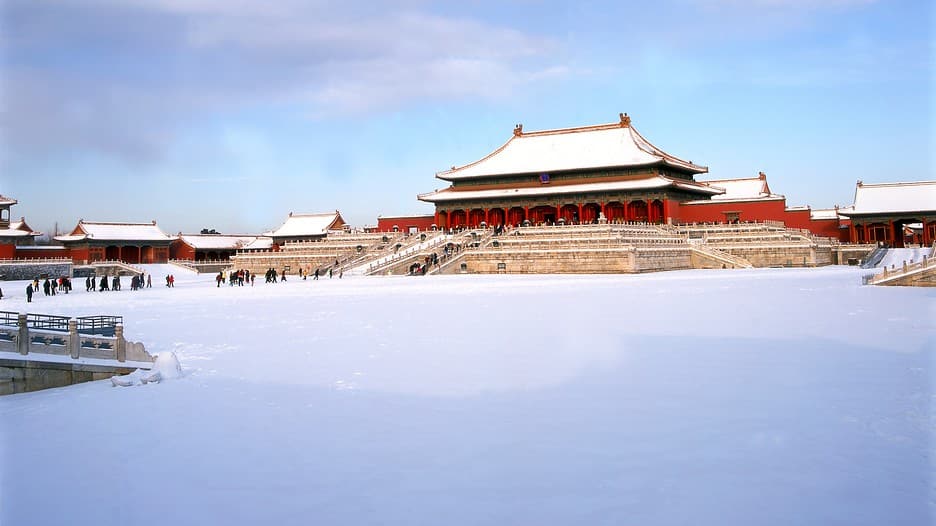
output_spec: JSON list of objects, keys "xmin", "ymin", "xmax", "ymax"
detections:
[{"xmin": 26, "ymin": 284, "xmax": 33, "ymax": 303}]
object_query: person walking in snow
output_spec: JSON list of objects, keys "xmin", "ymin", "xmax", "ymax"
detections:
[
  {"xmin": 43, "ymin": 278, "xmax": 51, "ymax": 296},
  {"xmin": 25, "ymin": 283, "xmax": 33, "ymax": 303},
  {"xmin": 147, "ymin": 274, "xmax": 152, "ymax": 288}
]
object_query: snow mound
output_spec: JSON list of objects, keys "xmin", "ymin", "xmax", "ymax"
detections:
[{"xmin": 110, "ymin": 352, "xmax": 183, "ymax": 387}]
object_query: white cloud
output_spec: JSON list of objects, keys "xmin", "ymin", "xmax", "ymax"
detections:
[{"xmin": 2, "ymin": 0, "xmax": 566, "ymax": 160}]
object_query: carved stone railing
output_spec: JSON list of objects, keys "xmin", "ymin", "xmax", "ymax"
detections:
[
  {"xmin": 868, "ymin": 255, "xmax": 935, "ymax": 286},
  {"xmin": 0, "ymin": 313, "xmax": 152, "ymax": 364}
]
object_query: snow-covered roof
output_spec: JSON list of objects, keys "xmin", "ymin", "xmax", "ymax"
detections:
[
  {"xmin": 702, "ymin": 174, "xmax": 777, "ymax": 201},
  {"xmin": 809, "ymin": 208, "xmax": 840, "ymax": 221},
  {"xmin": 419, "ymin": 175, "xmax": 722, "ymax": 203},
  {"xmin": 0, "ymin": 228, "xmax": 33, "ymax": 238},
  {"xmin": 841, "ymin": 181, "xmax": 936, "ymax": 216},
  {"xmin": 0, "ymin": 195, "xmax": 17, "ymax": 207},
  {"xmin": 178, "ymin": 234, "xmax": 262, "ymax": 250},
  {"xmin": 56, "ymin": 220, "xmax": 172, "ymax": 242},
  {"xmin": 265, "ymin": 212, "xmax": 346, "ymax": 239},
  {"xmin": 436, "ymin": 114, "xmax": 707, "ymax": 181},
  {"xmin": 242, "ymin": 237, "xmax": 274, "ymax": 250}
]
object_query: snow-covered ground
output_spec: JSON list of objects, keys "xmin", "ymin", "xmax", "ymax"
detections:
[{"xmin": 0, "ymin": 267, "xmax": 932, "ymax": 525}]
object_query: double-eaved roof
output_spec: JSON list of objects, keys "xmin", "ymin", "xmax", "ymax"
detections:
[
  {"xmin": 420, "ymin": 174, "xmax": 721, "ymax": 203},
  {"xmin": 434, "ymin": 113, "xmax": 708, "ymax": 181},
  {"xmin": 55, "ymin": 220, "xmax": 172, "ymax": 242},
  {"xmin": 840, "ymin": 181, "xmax": 936, "ymax": 217}
]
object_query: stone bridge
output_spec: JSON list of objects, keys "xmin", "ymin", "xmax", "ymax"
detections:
[{"xmin": 0, "ymin": 311, "xmax": 153, "ymax": 395}]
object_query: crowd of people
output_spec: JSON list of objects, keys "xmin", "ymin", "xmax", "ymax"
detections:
[
  {"xmin": 14, "ymin": 262, "xmax": 357, "ymax": 303},
  {"xmin": 19, "ymin": 272, "xmax": 178, "ymax": 302},
  {"xmin": 217, "ymin": 269, "xmax": 255, "ymax": 287}
]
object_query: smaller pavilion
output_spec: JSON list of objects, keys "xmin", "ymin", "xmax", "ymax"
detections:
[
  {"xmin": 55, "ymin": 220, "xmax": 173, "ymax": 264},
  {"xmin": 265, "ymin": 211, "xmax": 346, "ymax": 246},
  {"xmin": 170, "ymin": 234, "xmax": 269, "ymax": 261},
  {"xmin": 838, "ymin": 181, "xmax": 936, "ymax": 247}
]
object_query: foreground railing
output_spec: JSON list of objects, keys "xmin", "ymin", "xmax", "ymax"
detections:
[
  {"xmin": 0, "ymin": 312, "xmax": 151, "ymax": 364},
  {"xmin": 868, "ymin": 255, "xmax": 935, "ymax": 285}
]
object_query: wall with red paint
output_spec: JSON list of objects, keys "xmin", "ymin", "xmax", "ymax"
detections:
[
  {"xmin": 13, "ymin": 247, "xmax": 70, "ymax": 260},
  {"xmin": 678, "ymin": 199, "xmax": 788, "ymax": 224},
  {"xmin": 0, "ymin": 243, "xmax": 15, "ymax": 259},
  {"xmin": 376, "ymin": 215, "xmax": 436, "ymax": 232},
  {"xmin": 170, "ymin": 240, "xmax": 196, "ymax": 261}
]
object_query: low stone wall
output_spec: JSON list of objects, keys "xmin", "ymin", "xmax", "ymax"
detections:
[
  {"xmin": 833, "ymin": 245, "xmax": 876, "ymax": 265},
  {"xmin": 635, "ymin": 246, "xmax": 692, "ymax": 272},
  {"xmin": 449, "ymin": 246, "xmax": 690, "ymax": 274},
  {"xmin": 0, "ymin": 360, "xmax": 137, "ymax": 395},
  {"xmin": 456, "ymin": 248, "xmax": 636, "ymax": 274},
  {"xmin": 230, "ymin": 253, "xmax": 340, "ymax": 277},
  {"xmin": 0, "ymin": 262, "xmax": 73, "ymax": 281},
  {"xmin": 717, "ymin": 244, "xmax": 831, "ymax": 267}
]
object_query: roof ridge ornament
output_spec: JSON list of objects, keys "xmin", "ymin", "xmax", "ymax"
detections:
[
  {"xmin": 513, "ymin": 124, "xmax": 523, "ymax": 137},
  {"xmin": 619, "ymin": 113, "xmax": 631, "ymax": 127}
]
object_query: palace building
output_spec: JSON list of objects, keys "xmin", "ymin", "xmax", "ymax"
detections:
[
  {"xmin": 264, "ymin": 211, "xmax": 347, "ymax": 246},
  {"xmin": 418, "ymin": 113, "xmax": 722, "ymax": 229},
  {"xmin": 54, "ymin": 220, "xmax": 173, "ymax": 264},
  {"xmin": 838, "ymin": 181, "xmax": 936, "ymax": 247}
]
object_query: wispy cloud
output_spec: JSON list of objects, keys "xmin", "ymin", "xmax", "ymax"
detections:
[{"xmin": 1, "ymin": 0, "xmax": 565, "ymax": 162}]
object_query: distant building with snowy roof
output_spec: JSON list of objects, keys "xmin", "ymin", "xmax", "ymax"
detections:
[
  {"xmin": 838, "ymin": 181, "xmax": 936, "ymax": 247},
  {"xmin": 170, "ymin": 234, "xmax": 270, "ymax": 261},
  {"xmin": 265, "ymin": 211, "xmax": 346, "ymax": 245},
  {"xmin": 55, "ymin": 220, "xmax": 173, "ymax": 264}
]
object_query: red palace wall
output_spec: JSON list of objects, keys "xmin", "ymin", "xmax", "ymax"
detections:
[
  {"xmin": 0, "ymin": 243, "xmax": 15, "ymax": 260},
  {"xmin": 170, "ymin": 240, "xmax": 196, "ymax": 261},
  {"xmin": 678, "ymin": 199, "xmax": 844, "ymax": 239},
  {"xmin": 377, "ymin": 215, "xmax": 436, "ymax": 232},
  {"xmin": 678, "ymin": 199, "xmax": 788, "ymax": 224},
  {"xmin": 13, "ymin": 247, "xmax": 71, "ymax": 260}
]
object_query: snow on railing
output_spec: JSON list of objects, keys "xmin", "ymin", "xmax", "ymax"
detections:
[
  {"xmin": 0, "ymin": 258, "xmax": 73, "ymax": 267},
  {"xmin": 364, "ymin": 232, "xmax": 451, "ymax": 275},
  {"xmin": 0, "ymin": 312, "xmax": 152, "ymax": 364},
  {"xmin": 868, "ymin": 255, "xmax": 934, "ymax": 285}
]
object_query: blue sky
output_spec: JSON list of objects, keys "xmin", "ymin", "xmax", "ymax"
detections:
[{"xmin": 1, "ymin": 0, "xmax": 932, "ymax": 235}]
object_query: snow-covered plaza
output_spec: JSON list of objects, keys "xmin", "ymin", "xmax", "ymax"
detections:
[{"xmin": 1, "ymin": 266, "xmax": 933, "ymax": 525}]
